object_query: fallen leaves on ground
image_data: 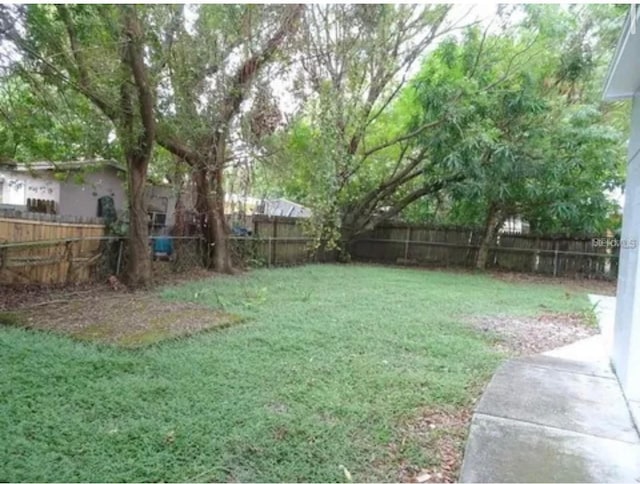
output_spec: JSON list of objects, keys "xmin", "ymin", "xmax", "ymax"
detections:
[{"xmin": 395, "ymin": 408, "xmax": 473, "ymax": 483}]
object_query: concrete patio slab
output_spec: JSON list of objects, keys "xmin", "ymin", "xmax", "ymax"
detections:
[
  {"xmin": 460, "ymin": 413, "xmax": 640, "ymax": 483},
  {"xmin": 543, "ymin": 294, "xmax": 615, "ymax": 365},
  {"xmin": 474, "ymin": 357, "xmax": 639, "ymax": 443},
  {"xmin": 460, "ymin": 306, "xmax": 640, "ymax": 484},
  {"xmin": 519, "ymin": 354, "xmax": 614, "ymax": 380}
]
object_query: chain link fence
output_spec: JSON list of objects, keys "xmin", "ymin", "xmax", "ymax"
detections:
[{"xmin": 107, "ymin": 236, "xmax": 209, "ymax": 277}]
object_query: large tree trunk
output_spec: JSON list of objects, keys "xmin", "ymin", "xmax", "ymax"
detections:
[
  {"xmin": 476, "ymin": 205, "xmax": 502, "ymax": 270},
  {"xmin": 125, "ymin": 155, "xmax": 151, "ymax": 286},
  {"xmin": 192, "ymin": 161, "xmax": 232, "ymax": 273},
  {"xmin": 171, "ymin": 174, "xmax": 188, "ymax": 268},
  {"xmin": 193, "ymin": 165, "xmax": 215, "ymax": 267},
  {"xmin": 173, "ymin": 191, "xmax": 186, "ymax": 237},
  {"xmin": 120, "ymin": 5, "xmax": 155, "ymax": 288},
  {"xmin": 337, "ymin": 223, "xmax": 358, "ymax": 263},
  {"xmin": 211, "ymin": 161, "xmax": 233, "ymax": 274}
]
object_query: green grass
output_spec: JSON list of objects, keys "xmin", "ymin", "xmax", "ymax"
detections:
[{"xmin": 0, "ymin": 264, "xmax": 590, "ymax": 482}]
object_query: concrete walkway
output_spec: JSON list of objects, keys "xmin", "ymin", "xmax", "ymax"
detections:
[{"xmin": 459, "ymin": 295, "xmax": 640, "ymax": 483}]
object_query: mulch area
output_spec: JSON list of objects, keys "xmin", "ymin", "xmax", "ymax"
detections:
[{"xmin": 0, "ymin": 265, "xmax": 214, "ymax": 312}]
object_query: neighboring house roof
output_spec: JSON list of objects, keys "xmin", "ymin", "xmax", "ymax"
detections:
[
  {"xmin": 0, "ymin": 159, "xmax": 125, "ymax": 173},
  {"xmin": 603, "ymin": 6, "xmax": 640, "ymax": 100},
  {"xmin": 261, "ymin": 198, "xmax": 312, "ymax": 218}
]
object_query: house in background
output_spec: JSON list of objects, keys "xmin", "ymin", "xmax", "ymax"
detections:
[
  {"xmin": 145, "ymin": 184, "xmax": 198, "ymax": 233},
  {"xmin": 1, "ymin": 161, "xmax": 312, "ymax": 233},
  {"xmin": 0, "ymin": 160, "xmax": 126, "ymax": 219},
  {"xmin": 0, "ymin": 160, "xmax": 194, "ymax": 231},
  {"xmin": 224, "ymin": 194, "xmax": 312, "ymax": 219},
  {"xmin": 500, "ymin": 216, "xmax": 530, "ymax": 235}
]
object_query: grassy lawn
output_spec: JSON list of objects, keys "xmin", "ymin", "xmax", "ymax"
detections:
[{"xmin": 0, "ymin": 264, "xmax": 591, "ymax": 482}]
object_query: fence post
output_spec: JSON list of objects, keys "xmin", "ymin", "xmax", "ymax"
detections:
[
  {"xmin": 553, "ymin": 240, "xmax": 559, "ymax": 277},
  {"xmin": 0, "ymin": 246, "xmax": 7, "ymax": 270},
  {"xmin": 271, "ymin": 218, "xmax": 278, "ymax": 266},
  {"xmin": 65, "ymin": 240, "xmax": 74, "ymax": 283},
  {"xmin": 116, "ymin": 239, "xmax": 124, "ymax": 275},
  {"xmin": 404, "ymin": 226, "xmax": 411, "ymax": 264},
  {"xmin": 532, "ymin": 237, "xmax": 540, "ymax": 273}
]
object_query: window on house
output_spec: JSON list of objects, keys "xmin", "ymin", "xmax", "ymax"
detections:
[
  {"xmin": 97, "ymin": 196, "xmax": 115, "ymax": 219},
  {"xmin": 148, "ymin": 211, "xmax": 167, "ymax": 234}
]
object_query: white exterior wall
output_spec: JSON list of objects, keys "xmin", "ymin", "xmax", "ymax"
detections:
[
  {"xmin": 0, "ymin": 170, "xmax": 60, "ymax": 206},
  {"xmin": 613, "ymin": 94, "xmax": 640, "ymax": 400}
]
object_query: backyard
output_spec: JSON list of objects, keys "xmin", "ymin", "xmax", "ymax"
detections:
[{"xmin": 0, "ymin": 264, "xmax": 601, "ymax": 482}]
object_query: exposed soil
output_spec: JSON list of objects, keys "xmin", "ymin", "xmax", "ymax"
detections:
[
  {"xmin": 468, "ymin": 312, "xmax": 598, "ymax": 357},
  {"xmin": 2, "ymin": 291, "xmax": 243, "ymax": 348}
]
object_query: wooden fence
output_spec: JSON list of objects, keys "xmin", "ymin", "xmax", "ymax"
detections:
[
  {"xmin": 0, "ymin": 215, "xmax": 317, "ymax": 285},
  {"xmin": 0, "ymin": 216, "xmax": 105, "ymax": 285},
  {"xmin": 236, "ymin": 215, "xmax": 319, "ymax": 266},
  {"xmin": 0, "ymin": 214, "xmax": 619, "ymax": 285},
  {"xmin": 350, "ymin": 223, "xmax": 619, "ymax": 280}
]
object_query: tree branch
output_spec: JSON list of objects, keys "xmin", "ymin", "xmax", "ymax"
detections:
[
  {"xmin": 220, "ymin": 4, "xmax": 304, "ymax": 125},
  {"xmin": 363, "ymin": 117, "xmax": 445, "ymax": 158},
  {"xmin": 374, "ymin": 173, "xmax": 466, "ymax": 225},
  {"xmin": 121, "ymin": 5, "xmax": 155, "ymax": 158},
  {"xmin": 156, "ymin": 125, "xmax": 200, "ymax": 166},
  {"xmin": 56, "ymin": 5, "xmax": 120, "ymax": 121}
]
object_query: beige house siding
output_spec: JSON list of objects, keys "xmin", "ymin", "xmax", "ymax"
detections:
[
  {"xmin": 58, "ymin": 168, "xmax": 126, "ymax": 218},
  {"xmin": 0, "ymin": 165, "xmax": 126, "ymax": 219}
]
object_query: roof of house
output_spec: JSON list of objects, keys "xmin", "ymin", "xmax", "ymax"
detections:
[
  {"xmin": 0, "ymin": 159, "xmax": 124, "ymax": 173},
  {"xmin": 603, "ymin": 6, "xmax": 640, "ymax": 100},
  {"xmin": 266, "ymin": 198, "xmax": 308, "ymax": 209},
  {"xmin": 262, "ymin": 198, "xmax": 312, "ymax": 217}
]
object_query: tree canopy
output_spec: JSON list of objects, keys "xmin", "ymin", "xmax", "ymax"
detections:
[
  {"xmin": 257, "ymin": 4, "xmax": 628, "ymax": 254},
  {"xmin": 0, "ymin": 4, "xmax": 630, "ymax": 268}
]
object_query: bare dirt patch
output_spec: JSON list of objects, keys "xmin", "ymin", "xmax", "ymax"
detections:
[
  {"xmin": 468, "ymin": 312, "xmax": 598, "ymax": 356},
  {"xmin": 5, "ymin": 292, "xmax": 243, "ymax": 348}
]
